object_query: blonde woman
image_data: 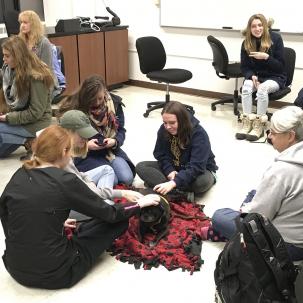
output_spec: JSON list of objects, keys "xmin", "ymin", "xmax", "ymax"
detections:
[
  {"xmin": 18, "ymin": 10, "xmax": 65, "ymax": 99},
  {"xmin": 0, "ymin": 36, "xmax": 54, "ymax": 158}
]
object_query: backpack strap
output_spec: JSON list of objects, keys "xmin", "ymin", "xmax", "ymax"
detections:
[{"xmin": 243, "ymin": 213, "xmax": 295, "ymax": 302}]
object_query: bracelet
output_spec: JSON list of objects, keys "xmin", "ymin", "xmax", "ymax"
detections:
[{"xmin": 124, "ymin": 203, "xmax": 139, "ymax": 210}]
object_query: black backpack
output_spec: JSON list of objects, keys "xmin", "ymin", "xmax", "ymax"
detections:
[
  {"xmin": 294, "ymin": 88, "xmax": 303, "ymax": 109},
  {"xmin": 214, "ymin": 213, "xmax": 298, "ymax": 303}
]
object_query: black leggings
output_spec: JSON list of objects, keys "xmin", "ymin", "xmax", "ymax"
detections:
[
  {"xmin": 136, "ymin": 161, "xmax": 215, "ymax": 194},
  {"xmin": 11, "ymin": 219, "xmax": 129, "ymax": 289}
]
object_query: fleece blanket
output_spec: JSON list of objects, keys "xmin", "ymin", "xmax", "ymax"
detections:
[{"xmin": 109, "ymin": 194, "xmax": 211, "ymax": 274}]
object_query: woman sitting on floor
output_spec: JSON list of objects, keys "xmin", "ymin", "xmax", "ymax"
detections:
[
  {"xmin": 210, "ymin": 106, "xmax": 303, "ymax": 261},
  {"xmin": 0, "ymin": 36, "xmax": 53, "ymax": 158},
  {"xmin": 57, "ymin": 75, "xmax": 135, "ymax": 186},
  {"xmin": 136, "ymin": 101, "xmax": 218, "ymax": 201},
  {"xmin": 0, "ymin": 125, "xmax": 159, "ymax": 289}
]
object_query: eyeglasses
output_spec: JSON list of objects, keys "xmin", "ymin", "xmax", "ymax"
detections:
[
  {"xmin": 269, "ymin": 129, "xmax": 294, "ymax": 136},
  {"xmin": 89, "ymin": 95, "xmax": 108, "ymax": 112}
]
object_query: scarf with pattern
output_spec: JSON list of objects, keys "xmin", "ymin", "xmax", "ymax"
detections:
[{"xmin": 89, "ymin": 91, "xmax": 119, "ymax": 161}]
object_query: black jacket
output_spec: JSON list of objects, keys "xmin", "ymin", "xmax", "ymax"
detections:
[
  {"xmin": 240, "ymin": 31, "xmax": 287, "ymax": 89},
  {"xmin": 0, "ymin": 167, "xmax": 138, "ymax": 284}
]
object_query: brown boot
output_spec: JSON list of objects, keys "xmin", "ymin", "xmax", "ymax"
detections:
[
  {"xmin": 246, "ymin": 115, "xmax": 268, "ymax": 141},
  {"xmin": 235, "ymin": 114, "xmax": 254, "ymax": 140},
  {"xmin": 20, "ymin": 138, "xmax": 34, "ymax": 161}
]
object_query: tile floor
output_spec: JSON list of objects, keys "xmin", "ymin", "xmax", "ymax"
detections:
[{"xmin": 0, "ymin": 85, "xmax": 277, "ymax": 303}]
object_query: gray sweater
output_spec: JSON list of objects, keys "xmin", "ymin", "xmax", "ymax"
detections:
[{"xmin": 242, "ymin": 141, "xmax": 303, "ymax": 247}]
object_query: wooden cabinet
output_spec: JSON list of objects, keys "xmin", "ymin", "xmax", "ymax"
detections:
[
  {"xmin": 105, "ymin": 29, "xmax": 128, "ymax": 86},
  {"xmin": 77, "ymin": 32, "xmax": 105, "ymax": 84},
  {"xmin": 49, "ymin": 35, "xmax": 79, "ymax": 95},
  {"xmin": 49, "ymin": 28, "xmax": 128, "ymax": 93}
]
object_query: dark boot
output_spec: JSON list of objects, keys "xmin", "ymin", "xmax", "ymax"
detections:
[{"xmin": 20, "ymin": 138, "xmax": 34, "ymax": 161}]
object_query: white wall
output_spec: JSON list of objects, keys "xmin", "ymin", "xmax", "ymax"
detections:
[{"xmin": 43, "ymin": 0, "xmax": 303, "ymax": 102}]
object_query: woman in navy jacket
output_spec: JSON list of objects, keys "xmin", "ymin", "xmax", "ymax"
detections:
[
  {"xmin": 236, "ymin": 14, "xmax": 287, "ymax": 142},
  {"xmin": 58, "ymin": 75, "xmax": 135, "ymax": 186},
  {"xmin": 136, "ymin": 101, "xmax": 218, "ymax": 199}
]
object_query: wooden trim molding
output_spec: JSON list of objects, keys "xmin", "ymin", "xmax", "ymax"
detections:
[{"xmin": 126, "ymin": 79, "xmax": 292, "ymax": 109}]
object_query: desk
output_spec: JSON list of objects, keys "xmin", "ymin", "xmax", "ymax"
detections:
[{"xmin": 48, "ymin": 27, "xmax": 129, "ymax": 94}]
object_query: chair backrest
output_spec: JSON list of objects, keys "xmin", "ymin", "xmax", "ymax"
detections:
[
  {"xmin": 136, "ymin": 36, "xmax": 166, "ymax": 74},
  {"xmin": 283, "ymin": 47, "xmax": 296, "ymax": 87},
  {"xmin": 4, "ymin": 10, "xmax": 19, "ymax": 37},
  {"xmin": 207, "ymin": 35, "xmax": 229, "ymax": 77}
]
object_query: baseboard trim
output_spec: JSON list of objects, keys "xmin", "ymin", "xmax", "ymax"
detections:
[{"xmin": 126, "ymin": 79, "xmax": 292, "ymax": 109}]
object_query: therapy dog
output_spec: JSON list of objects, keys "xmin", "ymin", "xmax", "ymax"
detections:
[{"xmin": 138, "ymin": 194, "xmax": 171, "ymax": 247}]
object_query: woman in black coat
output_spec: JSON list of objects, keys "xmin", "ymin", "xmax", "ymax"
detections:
[{"xmin": 0, "ymin": 125, "xmax": 159, "ymax": 289}]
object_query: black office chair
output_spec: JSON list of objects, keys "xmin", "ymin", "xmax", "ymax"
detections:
[
  {"xmin": 267, "ymin": 47, "xmax": 296, "ymax": 103},
  {"xmin": 241, "ymin": 46, "xmax": 296, "ymax": 120},
  {"xmin": 207, "ymin": 35, "xmax": 243, "ymax": 115},
  {"xmin": 3, "ymin": 10, "xmax": 19, "ymax": 37},
  {"xmin": 136, "ymin": 36, "xmax": 194, "ymax": 117}
]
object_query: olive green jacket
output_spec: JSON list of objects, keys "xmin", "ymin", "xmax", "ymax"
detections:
[{"xmin": 6, "ymin": 78, "xmax": 52, "ymax": 135}]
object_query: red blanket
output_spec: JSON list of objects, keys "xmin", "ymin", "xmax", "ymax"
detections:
[{"xmin": 109, "ymin": 197, "xmax": 211, "ymax": 274}]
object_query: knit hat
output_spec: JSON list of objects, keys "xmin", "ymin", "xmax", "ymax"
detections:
[{"xmin": 59, "ymin": 110, "xmax": 98, "ymax": 139}]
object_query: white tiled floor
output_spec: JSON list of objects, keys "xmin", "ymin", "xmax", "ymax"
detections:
[{"xmin": 0, "ymin": 85, "xmax": 277, "ymax": 303}]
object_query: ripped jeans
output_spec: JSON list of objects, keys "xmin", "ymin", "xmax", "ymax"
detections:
[{"xmin": 241, "ymin": 79, "xmax": 279, "ymax": 115}]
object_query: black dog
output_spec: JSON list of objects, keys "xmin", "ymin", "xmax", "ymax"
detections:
[{"xmin": 138, "ymin": 195, "xmax": 171, "ymax": 247}]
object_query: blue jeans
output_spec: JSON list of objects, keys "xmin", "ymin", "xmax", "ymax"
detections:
[
  {"xmin": 212, "ymin": 208, "xmax": 303, "ymax": 261},
  {"xmin": 0, "ymin": 123, "xmax": 34, "ymax": 158},
  {"xmin": 85, "ymin": 165, "xmax": 115, "ymax": 189},
  {"xmin": 111, "ymin": 156, "xmax": 134, "ymax": 186}
]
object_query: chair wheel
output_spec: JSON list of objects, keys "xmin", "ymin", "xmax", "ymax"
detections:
[
  {"xmin": 143, "ymin": 112, "xmax": 149, "ymax": 118},
  {"xmin": 211, "ymin": 105, "xmax": 216, "ymax": 111}
]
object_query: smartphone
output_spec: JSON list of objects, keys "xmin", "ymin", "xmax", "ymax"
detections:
[{"xmin": 97, "ymin": 138, "xmax": 106, "ymax": 147}]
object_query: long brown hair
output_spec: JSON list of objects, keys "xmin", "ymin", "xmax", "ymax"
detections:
[
  {"xmin": 243, "ymin": 14, "xmax": 272, "ymax": 54},
  {"xmin": 23, "ymin": 125, "xmax": 72, "ymax": 169},
  {"xmin": 57, "ymin": 75, "xmax": 106, "ymax": 117},
  {"xmin": 161, "ymin": 101, "xmax": 193, "ymax": 148},
  {"xmin": 18, "ymin": 10, "xmax": 44, "ymax": 47},
  {"xmin": 2, "ymin": 36, "xmax": 54, "ymax": 98}
]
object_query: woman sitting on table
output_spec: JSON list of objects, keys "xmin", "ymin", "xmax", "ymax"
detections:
[{"xmin": 0, "ymin": 125, "xmax": 159, "ymax": 289}]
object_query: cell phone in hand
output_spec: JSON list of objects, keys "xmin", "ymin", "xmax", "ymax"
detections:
[{"xmin": 97, "ymin": 138, "xmax": 106, "ymax": 147}]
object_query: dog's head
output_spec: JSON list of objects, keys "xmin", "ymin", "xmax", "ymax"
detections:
[{"xmin": 139, "ymin": 196, "xmax": 170, "ymax": 228}]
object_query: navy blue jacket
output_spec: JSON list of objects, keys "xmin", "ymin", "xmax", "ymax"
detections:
[
  {"xmin": 153, "ymin": 115, "xmax": 218, "ymax": 188},
  {"xmin": 240, "ymin": 31, "xmax": 287, "ymax": 89},
  {"xmin": 75, "ymin": 93, "xmax": 135, "ymax": 175}
]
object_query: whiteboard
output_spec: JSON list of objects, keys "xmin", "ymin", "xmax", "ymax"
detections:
[{"xmin": 160, "ymin": 0, "xmax": 303, "ymax": 33}]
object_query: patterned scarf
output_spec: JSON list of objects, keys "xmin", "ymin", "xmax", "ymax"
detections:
[
  {"xmin": 89, "ymin": 91, "xmax": 119, "ymax": 161},
  {"xmin": 170, "ymin": 136, "xmax": 181, "ymax": 168}
]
